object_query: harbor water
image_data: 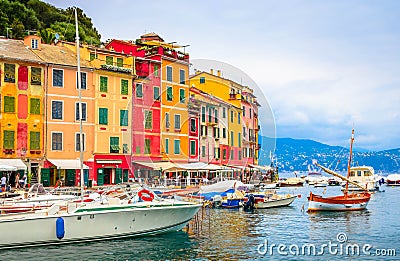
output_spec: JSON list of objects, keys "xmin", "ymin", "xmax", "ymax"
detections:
[{"xmin": 2, "ymin": 185, "xmax": 399, "ymax": 260}]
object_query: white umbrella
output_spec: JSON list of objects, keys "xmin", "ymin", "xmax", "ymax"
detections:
[{"xmin": 0, "ymin": 165, "xmax": 17, "ymax": 171}]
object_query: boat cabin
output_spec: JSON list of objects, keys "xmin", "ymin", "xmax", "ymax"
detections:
[{"xmin": 349, "ymin": 166, "xmax": 374, "ymax": 178}]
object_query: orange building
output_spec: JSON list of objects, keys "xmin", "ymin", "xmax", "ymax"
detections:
[
  {"xmin": 28, "ymin": 39, "xmax": 95, "ymax": 187},
  {"xmin": 138, "ymin": 33, "xmax": 190, "ymax": 164}
]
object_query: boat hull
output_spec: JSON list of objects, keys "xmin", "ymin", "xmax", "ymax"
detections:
[
  {"xmin": 387, "ymin": 180, "xmax": 400, "ymax": 186},
  {"xmin": 0, "ymin": 203, "xmax": 201, "ymax": 249},
  {"xmin": 254, "ymin": 195, "xmax": 297, "ymax": 209},
  {"xmin": 307, "ymin": 192, "xmax": 370, "ymax": 212}
]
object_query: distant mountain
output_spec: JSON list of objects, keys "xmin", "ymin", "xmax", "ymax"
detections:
[{"xmin": 258, "ymin": 136, "xmax": 400, "ymax": 173}]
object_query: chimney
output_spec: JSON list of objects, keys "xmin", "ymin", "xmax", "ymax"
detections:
[
  {"xmin": 210, "ymin": 69, "xmax": 214, "ymax": 75},
  {"xmin": 24, "ymin": 35, "xmax": 42, "ymax": 50},
  {"xmin": 217, "ymin": 70, "xmax": 221, "ymax": 77}
]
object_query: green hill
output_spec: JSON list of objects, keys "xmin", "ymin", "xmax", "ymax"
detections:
[{"xmin": 0, "ymin": 0, "xmax": 101, "ymax": 45}]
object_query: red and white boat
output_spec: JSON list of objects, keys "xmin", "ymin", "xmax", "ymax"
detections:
[
  {"xmin": 386, "ymin": 174, "xmax": 400, "ymax": 186},
  {"xmin": 308, "ymin": 129, "xmax": 371, "ymax": 212}
]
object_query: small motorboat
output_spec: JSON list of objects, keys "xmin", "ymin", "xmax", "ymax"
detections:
[
  {"xmin": 278, "ymin": 177, "xmax": 304, "ymax": 187},
  {"xmin": 243, "ymin": 190, "xmax": 298, "ymax": 210},
  {"xmin": 386, "ymin": 174, "xmax": 400, "ymax": 186}
]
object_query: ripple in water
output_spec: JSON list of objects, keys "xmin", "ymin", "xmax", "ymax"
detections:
[{"xmin": 2, "ymin": 186, "xmax": 400, "ymax": 260}]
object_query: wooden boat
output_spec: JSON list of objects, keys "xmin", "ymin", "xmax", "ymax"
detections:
[{"xmin": 308, "ymin": 129, "xmax": 371, "ymax": 212}]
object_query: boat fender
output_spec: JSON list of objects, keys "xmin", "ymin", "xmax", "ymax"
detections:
[
  {"xmin": 138, "ymin": 189, "xmax": 155, "ymax": 202},
  {"xmin": 56, "ymin": 217, "xmax": 65, "ymax": 240}
]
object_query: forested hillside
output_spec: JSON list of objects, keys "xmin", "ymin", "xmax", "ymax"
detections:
[
  {"xmin": 0, "ymin": 0, "xmax": 101, "ymax": 45},
  {"xmin": 258, "ymin": 136, "xmax": 400, "ymax": 173}
]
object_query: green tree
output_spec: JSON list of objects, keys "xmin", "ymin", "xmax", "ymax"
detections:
[
  {"xmin": 10, "ymin": 18, "xmax": 25, "ymax": 38},
  {"xmin": 0, "ymin": 9, "xmax": 10, "ymax": 36},
  {"xmin": 39, "ymin": 28, "xmax": 55, "ymax": 44},
  {"xmin": 0, "ymin": 0, "xmax": 101, "ymax": 44},
  {"xmin": 50, "ymin": 21, "xmax": 88, "ymax": 43}
]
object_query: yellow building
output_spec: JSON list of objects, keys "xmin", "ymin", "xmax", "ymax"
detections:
[
  {"xmin": 78, "ymin": 44, "xmax": 135, "ymax": 185},
  {"xmin": 0, "ymin": 35, "xmax": 46, "ymax": 182},
  {"xmin": 190, "ymin": 70, "xmax": 260, "ymax": 167}
]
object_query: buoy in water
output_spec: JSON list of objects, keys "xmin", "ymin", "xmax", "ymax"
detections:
[{"xmin": 56, "ymin": 217, "xmax": 65, "ymax": 239}]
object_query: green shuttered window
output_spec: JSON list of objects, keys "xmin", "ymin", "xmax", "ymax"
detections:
[
  {"xmin": 30, "ymin": 98, "xmax": 40, "ymax": 115},
  {"xmin": 99, "ymin": 108, "xmax": 108, "ymax": 125},
  {"xmin": 120, "ymin": 110, "xmax": 128, "ymax": 126},
  {"xmin": 100, "ymin": 76, "xmax": 108, "ymax": 92},
  {"xmin": 4, "ymin": 96, "xmax": 15, "ymax": 113},
  {"xmin": 145, "ymin": 110, "xmax": 152, "ymax": 129},
  {"xmin": 30, "ymin": 131, "xmax": 40, "ymax": 150},
  {"xmin": 121, "ymin": 79, "xmax": 129, "ymax": 95},
  {"xmin": 3, "ymin": 130, "xmax": 15, "ymax": 149},
  {"xmin": 110, "ymin": 137, "xmax": 120, "ymax": 153}
]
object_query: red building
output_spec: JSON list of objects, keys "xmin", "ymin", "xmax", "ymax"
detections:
[{"xmin": 105, "ymin": 40, "xmax": 163, "ymax": 175}]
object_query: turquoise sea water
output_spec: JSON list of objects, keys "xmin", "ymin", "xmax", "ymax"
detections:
[{"xmin": 2, "ymin": 185, "xmax": 400, "ymax": 260}]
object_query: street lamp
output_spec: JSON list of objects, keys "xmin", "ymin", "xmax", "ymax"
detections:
[
  {"xmin": 169, "ymin": 41, "xmax": 177, "ymax": 48},
  {"xmin": 6, "ymin": 28, "xmax": 12, "ymax": 38},
  {"xmin": 181, "ymin": 44, "xmax": 190, "ymax": 54}
]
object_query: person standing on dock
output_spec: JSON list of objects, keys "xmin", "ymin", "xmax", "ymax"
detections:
[
  {"xmin": 1, "ymin": 174, "xmax": 6, "ymax": 192},
  {"xmin": 15, "ymin": 173, "xmax": 20, "ymax": 189}
]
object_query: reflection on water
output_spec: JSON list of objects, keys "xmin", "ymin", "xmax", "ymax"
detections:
[{"xmin": 2, "ymin": 185, "xmax": 400, "ymax": 260}]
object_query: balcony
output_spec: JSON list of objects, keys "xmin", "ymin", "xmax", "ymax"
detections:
[
  {"xmin": 229, "ymin": 93, "xmax": 237, "ymax": 100},
  {"xmin": 162, "ymin": 48, "xmax": 189, "ymax": 61},
  {"xmin": 101, "ymin": 64, "xmax": 133, "ymax": 74},
  {"xmin": 3, "ymin": 149, "xmax": 15, "ymax": 154}
]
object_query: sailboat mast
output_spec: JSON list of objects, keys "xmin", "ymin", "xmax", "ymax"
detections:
[
  {"xmin": 345, "ymin": 129, "xmax": 355, "ymax": 193},
  {"xmin": 75, "ymin": 7, "xmax": 84, "ymax": 200}
]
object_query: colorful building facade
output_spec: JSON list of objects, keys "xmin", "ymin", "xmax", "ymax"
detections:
[
  {"xmin": 138, "ymin": 33, "xmax": 190, "ymax": 164},
  {"xmin": 32, "ymin": 40, "xmax": 95, "ymax": 187},
  {"xmin": 190, "ymin": 70, "xmax": 260, "ymax": 172},
  {"xmin": 0, "ymin": 36, "xmax": 45, "ymax": 184},
  {"xmin": 77, "ymin": 44, "xmax": 135, "ymax": 186},
  {"xmin": 0, "ymin": 32, "xmax": 263, "ymax": 188}
]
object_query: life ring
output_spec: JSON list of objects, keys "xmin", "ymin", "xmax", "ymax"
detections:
[{"xmin": 138, "ymin": 189, "xmax": 154, "ymax": 202}]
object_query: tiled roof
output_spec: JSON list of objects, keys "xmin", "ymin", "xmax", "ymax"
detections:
[
  {"xmin": 0, "ymin": 38, "xmax": 44, "ymax": 63},
  {"xmin": 0, "ymin": 38, "xmax": 92, "ymax": 68},
  {"xmin": 31, "ymin": 44, "xmax": 92, "ymax": 68}
]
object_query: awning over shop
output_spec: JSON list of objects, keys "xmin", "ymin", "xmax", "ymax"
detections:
[
  {"xmin": 96, "ymin": 159, "xmax": 123, "ymax": 164},
  {"xmin": 165, "ymin": 162, "xmax": 234, "ymax": 172},
  {"xmin": 248, "ymin": 164, "xmax": 273, "ymax": 171},
  {"xmin": 133, "ymin": 161, "xmax": 176, "ymax": 171},
  {"xmin": 48, "ymin": 159, "xmax": 89, "ymax": 169},
  {"xmin": 0, "ymin": 159, "xmax": 27, "ymax": 170}
]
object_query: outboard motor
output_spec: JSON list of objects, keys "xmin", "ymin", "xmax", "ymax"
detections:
[{"xmin": 244, "ymin": 194, "xmax": 255, "ymax": 211}]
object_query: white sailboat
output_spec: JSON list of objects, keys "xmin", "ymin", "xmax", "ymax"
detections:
[{"xmin": 0, "ymin": 8, "xmax": 201, "ymax": 249}]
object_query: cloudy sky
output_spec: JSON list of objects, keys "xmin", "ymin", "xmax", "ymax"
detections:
[{"xmin": 45, "ymin": 0, "xmax": 400, "ymax": 151}]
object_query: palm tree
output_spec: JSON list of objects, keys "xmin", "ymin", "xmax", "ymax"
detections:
[{"xmin": 39, "ymin": 28, "xmax": 55, "ymax": 44}]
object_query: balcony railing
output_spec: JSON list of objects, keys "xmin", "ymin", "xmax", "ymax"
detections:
[{"xmin": 101, "ymin": 64, "xmax": 133, "ymax": 74}]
